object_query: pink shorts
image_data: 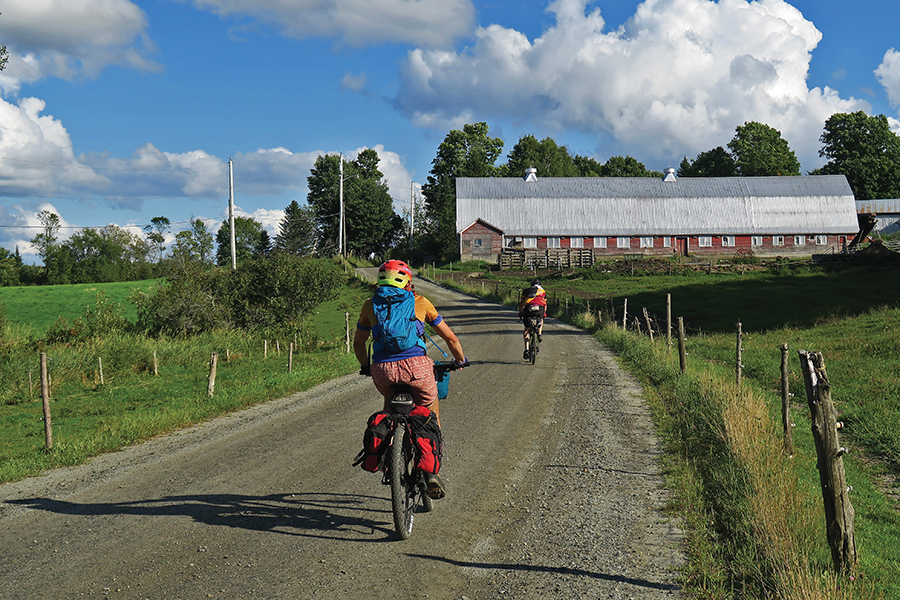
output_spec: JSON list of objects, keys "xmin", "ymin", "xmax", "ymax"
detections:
[{"xmin": 370, "ymin": 355, "xmax": 437, "ymax": 407}]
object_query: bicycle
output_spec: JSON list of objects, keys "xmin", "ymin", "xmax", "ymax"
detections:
[
  {"xmin": 523, "ymin": 315, "xmax": 542, "ymax": 365},
  {"xmin": 383, "ymin": 361, "xmax": 464, "ymax": 540}
]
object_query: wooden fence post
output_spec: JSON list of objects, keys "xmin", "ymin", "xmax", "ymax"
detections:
[
  {"xmin": 264, "ymin": 340, "xmax": 268, "ymax": 359},
  {"xmin": 207, "ymin": 353, "xmax": 218, "ymax": 397},
  {"xmin": 677, "ymin": 317, "xmax": 686, "ymax": 374},
  {"xmin": 345, "ymin": 312, "xmax": 351, "ymax": 353},
  {"xmin": 798, "ymin": 350, "xmax": 857, "ymax": 574},
  {"xmin": 153, "ymin": 350, "xmax": 159, "ymax": 376},
  {"xmin": 622, "ymin": 298, "xmax": 628, "ymax": 330},
  {"xmin": 780, "ymin": 343, "xmax": 794, "ymax": 457},
  {"xmin": 666, "ymin": 293, "xmax": 672, "ymax": 353},
  {"xmin": 288, "ymin": 343, "xmax": 294, "ymax": 372},
  {"xmin": 40, "ymin": 352, "xmax": 53, "ymax": 450},
  {"xmin": 642, "ymin": 308, "xmax": 654, "ymax": 342},
  {"xmin": 735, "ymin": 322, "xmax": 742, "ymax": 386},
  {"xmin": 98, "ymin": 356, "xmax": 104, "ymax": 386}
]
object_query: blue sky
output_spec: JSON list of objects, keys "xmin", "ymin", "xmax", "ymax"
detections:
[{"xmin": 1, "ymin": 0, "xmax": 898, "ymax": 263}]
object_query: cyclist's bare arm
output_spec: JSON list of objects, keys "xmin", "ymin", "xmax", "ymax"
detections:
[
  {"xmin": 432, "ymin": 320, "xmax": 466, "ymax": 364},
  {"xmin": 353, "ymin": 328, "xmax": 370, "ymax": 367}
]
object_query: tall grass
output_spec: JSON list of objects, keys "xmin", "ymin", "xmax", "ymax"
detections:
[{"xmin": 0, "ymin": 269, "xmax": 373, "ymax": 484}]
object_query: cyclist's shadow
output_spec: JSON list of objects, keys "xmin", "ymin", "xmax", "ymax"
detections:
[{"xmin": 9, "ymin": 491, "xmax": 400, "ymax": 542}]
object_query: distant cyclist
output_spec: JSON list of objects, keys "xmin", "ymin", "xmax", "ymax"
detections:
[
  {"xmin": 518, "ymin": 278, "xmax": 547, "ymax": 359},
  {"xmin": 354, "ymin": 259, "xmax": 467, "ymax": 499}
]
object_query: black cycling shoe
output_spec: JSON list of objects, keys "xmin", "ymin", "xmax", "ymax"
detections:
[
  {"xmin": 425, "ymin": 473, "xmax": 446, "ymax": 499},
  {"xmin": 523, "ymin": 349, "xmax": 529, "ymax": 359},
  {"xmin": 538, "ymin": 334, "xmax": 543, "ymax": 342}
]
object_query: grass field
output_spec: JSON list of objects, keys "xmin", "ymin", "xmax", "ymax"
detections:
[
  {"xmin": 0, "ymin": 279, "xmax": 161, "ymax": 334},
  {"xmin": 0, "ymin": 265, "xmax": 372, "ymax": 484}
]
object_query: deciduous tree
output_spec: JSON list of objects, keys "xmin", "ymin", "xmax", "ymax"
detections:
[
  {"xmin": 422, "ymin": 122, "xmax": 504, "ymax": 260},
  {"xmin": 728, "ymin": 122, "xmax": 800, "ymax": 176},
  {"xmin": 505, "ymin": 135, "xmax": 579, "ymax": 178},
  {"xmin": 215, "ymin": 216, "xmax": 269, "ymax": 267},
  {"xmin": 812, "ymin": 111, "xmax": 900, "ymax": 200},
  {"xmin": 677, "ymin": 147, "xmax": 737, "ymax": 177},
  {"xmin": 306, "ymin": 150, "xmax": 399, "ymax": 258}
]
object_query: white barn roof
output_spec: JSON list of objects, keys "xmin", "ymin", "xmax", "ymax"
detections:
[{"xmin": 456, "ymin": 175, "xmax": 858, "ymax": 237}]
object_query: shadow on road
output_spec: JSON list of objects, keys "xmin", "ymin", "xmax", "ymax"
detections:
[
  {"xmin": 9, "ymin": 492, "xmax": 403, "ymax": 542},
  {"xmin": 406, "ymin": 553, "xmax": 680, "ymax": 592}
]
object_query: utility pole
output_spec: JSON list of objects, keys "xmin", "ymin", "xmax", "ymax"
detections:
[
  {"xmin": 338, "ymin": 155, "xmax": 344, "ymax": 258},
  {"xmin": 228, "ymin": 158, "xmax": 236, "ymax": 271},
  {"xmin": 410, "ymin": 182, "xmax": 415, "ymax": 251}
]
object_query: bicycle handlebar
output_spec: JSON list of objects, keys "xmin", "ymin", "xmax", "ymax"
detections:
[{"xmin": 433, "ymin": 359, "xmax": 469, "ymax": 374}]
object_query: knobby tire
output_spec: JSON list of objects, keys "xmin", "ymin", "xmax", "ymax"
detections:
[{"xmin": 390, "ymin": 422, "xmax": 415, "ymax": 539}]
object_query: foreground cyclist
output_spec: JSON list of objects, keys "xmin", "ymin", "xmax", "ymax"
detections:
[
  {"xmin": 354, "ymin": 259, "xmax": 467, "ymax": 499},
  {"xmin": 518, "ymin": 278, "xmax": 547, "ymax": 359}
]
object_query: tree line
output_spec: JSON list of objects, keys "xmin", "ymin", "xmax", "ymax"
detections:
[
  {"xmin": 1, "ymin": 110, "xmax": 897, "ymax": 284},
  {"xmin": 418, "ymin": 113, "xmax": 900, "ymax": 260}
]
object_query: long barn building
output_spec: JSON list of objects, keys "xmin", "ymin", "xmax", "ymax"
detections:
[{"xmin": 456, "ymin": 169, "xmax": 859, "ymax": 265}]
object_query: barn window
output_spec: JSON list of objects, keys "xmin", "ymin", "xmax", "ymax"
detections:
[
  {"xmin": 773, "ymin": 236, "xmax": 785, "ymax": 246},
  {"xmin": 662, "ymin": 237, "xmax": 672, "ymax": 248},
  {"xmin": 570, "ymin": 237, "xmax": 584, "ymax": 248},
  {"xmin": 815, "ymin": 235, "xmax": 827, "ymax": 245},
  {"xmin": 616, "ymin": 237, "xmax": 630, "ymax": 249},
  {"xmin": 698, "ymin": 236, "xmax": 713, "ymax": 247},
  {"xmin": 639, "ymin": 237, "xmax": 653, "ymax": 248},
  {"xmin": 472, "ymin": 238, "xmax": 482, "ymax": 247},
  {"xmin": 751, "ymin": 236, "xmax": 763, "ymax": 246},
  {"xmin": 722, "ymin": 236, "xmax": 735, "ymax": 247},
  {"xmin": 593, "ymin": 237, "xmax": 607, "ymax": 248},
  {"xmin": 794, "ymin": 235, "xmax": 805, "ymax": 246},
  {"xmin": 547, "ymin": 237, "xmax": 561, "ymax": 248},
  {"xmin": 523, "ymin": 237, "xmax": 537, "ymax": 248}
]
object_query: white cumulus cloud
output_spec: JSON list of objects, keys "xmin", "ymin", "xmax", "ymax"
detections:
[
  {"xmin": 395, "ymin": 0, "xmax": 870, "ymax": 170},
  {"xmin": 185, "ymin": 0, "xmax": 475, "ymax": 48},
  {"xmin": 876, "ymin": 48, "xmax": 900, "ymax": 110},
  {"xmin": 0, "ymin": 0, "xmax": 161, "ymax": 93}
]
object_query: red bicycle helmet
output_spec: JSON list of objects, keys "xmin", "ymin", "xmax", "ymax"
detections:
[{"xmin": 377, "ymin": 259, "xmax": 413, "ymax": 289}]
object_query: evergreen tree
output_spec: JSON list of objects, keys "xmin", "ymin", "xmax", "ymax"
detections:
[{"xmin": 275, "ymin": 200, "xmax": 317, "ymax": 256}]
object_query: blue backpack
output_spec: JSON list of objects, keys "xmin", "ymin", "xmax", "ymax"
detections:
[{"xmin": 371, "ymin": 286, "xmax": 425, "ymax": 355}]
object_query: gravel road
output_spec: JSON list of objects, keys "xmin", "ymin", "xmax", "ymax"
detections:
[{"xmin": 0, "ymin": 277, "xmax": 683, "ymax": 599}]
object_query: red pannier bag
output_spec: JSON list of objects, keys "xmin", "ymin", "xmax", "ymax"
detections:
[
  {"xmin": 353, "ymin": 411, "xmax": 393, "ymax": 472},
  {"xmin": 409, "ymin": 406, "xmax": 443, "ymax": 474}
]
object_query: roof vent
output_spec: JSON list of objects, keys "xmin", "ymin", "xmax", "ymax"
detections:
[
  {"xmin": 524, "ymin": 166, "xmax": 538, "ymax": 182},
  {"xmin": 663, "ymin": 167, "xmax": 677, "ymax": 182}
]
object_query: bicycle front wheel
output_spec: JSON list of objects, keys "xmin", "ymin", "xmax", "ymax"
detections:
[{"xmin": 390, "ymin": 422, "xmax": 415, "ymax": 539}]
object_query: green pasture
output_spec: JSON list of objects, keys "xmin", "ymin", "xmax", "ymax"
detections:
[
  {"xmin": 0, "ymin": 279, "xmax": 161, "ymax": 334},
  {"xmin": 0, "ymin": 268, "xmax": 373, "ymax": 483}
]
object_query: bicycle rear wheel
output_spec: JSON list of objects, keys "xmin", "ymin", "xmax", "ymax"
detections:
[
  {"xmin": 529, "ymin": 329, "xmax": 538, "ymax": 365},
  {"xmin": 390, "ymin": 422, "xmax": 415, "ymax": 539}
]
